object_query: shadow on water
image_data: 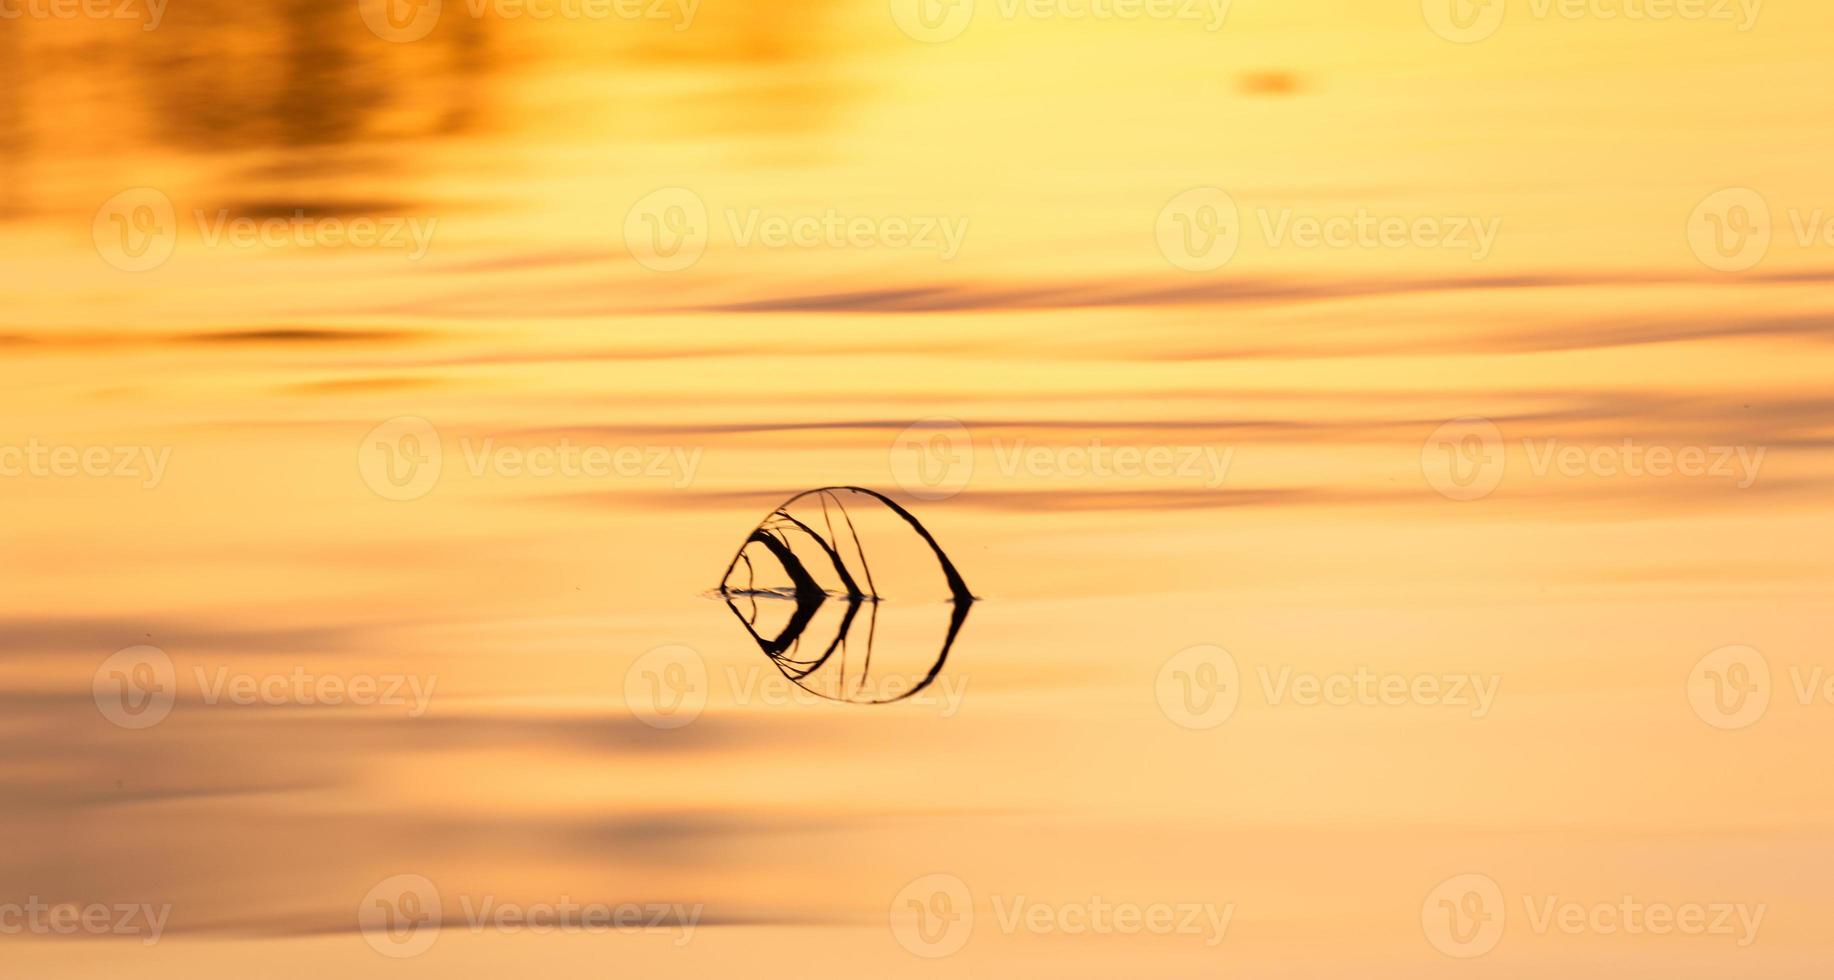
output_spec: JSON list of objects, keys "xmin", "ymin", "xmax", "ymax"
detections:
[
  {"xmin": 717, "ymin": 487, "xmax": 974, "ymax": 705},
  {"xmin": 137, "ymin": 0, "xmax": 495, "ymax": 154},
  {"xmin": 0, "ymin": 0, "xmax": 855, "ymax": 216}
]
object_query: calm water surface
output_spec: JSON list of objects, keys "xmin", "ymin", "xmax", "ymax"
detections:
[{"xmin": 3, "ymin": 2, "xmax": 1833, "ymax": 975}]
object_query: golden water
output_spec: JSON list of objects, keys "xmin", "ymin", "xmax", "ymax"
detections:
[{"xmin": 3, "ymin": 1, "xmax": 1832, "ymax": 975}]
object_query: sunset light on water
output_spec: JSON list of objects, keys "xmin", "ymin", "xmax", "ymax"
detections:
[{"xmin": 3, "ymin": 0, "xmax": 1833, "ymax": 975}]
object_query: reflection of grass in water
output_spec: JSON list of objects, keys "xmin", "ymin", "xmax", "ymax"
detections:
[{"xmin": 716, "ymin": 487, "xmax": 975, "ymax": 705}]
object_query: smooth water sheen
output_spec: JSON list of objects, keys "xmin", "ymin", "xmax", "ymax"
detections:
[{"xmin": 2, "ymin": 2, "xmax": 1833, "ymax": 975}]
